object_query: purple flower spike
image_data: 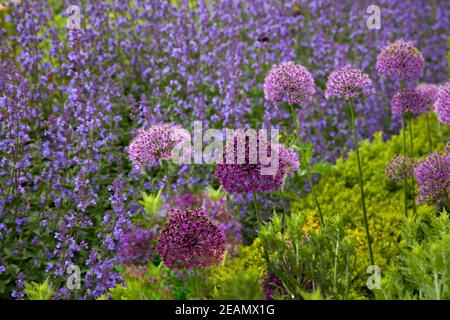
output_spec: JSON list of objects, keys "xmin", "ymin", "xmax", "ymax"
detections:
[
  {"xmin": 376, "ymin": 39, "xmax": 424, "ymax": 81},
  {"xmin": 128, "ymin": 123, "xmax": 190, "ymax": 169},
  {"xmin": 391, "ymin": 88, "xmax": 428, "ymax": 118},
  {"xmin": 325, "ymin": 65, "xmax": 375, "ymax": 100},
  {"xmin": 435, "ymin": 82, "xmax": 450, "ymax": 126},
  {"xmin": 156, "ymin": 208, "xmax": 228, "ymax": 270},
  {"xmin": 415, "ymin": 152, "xmax": 450, "ymax": 209},
  {"xmin": 264, "ymin": 62, "xmax": 315, "ymax": 106},
  {"xmin": 118, "ymin": 228, "xmax": 156, "ymax": 266}
]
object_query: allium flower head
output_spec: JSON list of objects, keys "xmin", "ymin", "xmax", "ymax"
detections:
[
  {"xmin": 324, "ymin": 65, "xmax": 375, "ymax": 100},
  {"xmin": 385, "ymin": 156, "xmax": 415, "ymax": 181},
  {"xmin": 391, "ymin": 88, "xmax": 428, "ymax": 117},
  {"xmin": 376, "ymin": 40, "xmax": 424, "ymax": 81},
  {"xmin": 264, "ymin": 61, "xmax": 315, "ymax": 106},
  {"xmin": 156, "ymin": 208, "xmax": 228, "ymax": 269},
  {"xmin": 416, "ymin": 83, "xmax": 439, "ymax": 108},
  {"xmin": 117, "ymin": 228, "xmax": 156, "ymax": 266},
  {"xmin": 415, "ymin": 152, "xmax": 450, "ymax": 209},
  {"xmin": 435, "ymin": 82, "xmax": 450, "ymax": 125},
  {"xmin": 215, "ymin": 133, "xmax": 299, "ymax": 193},
  {"xmin": 128, "ymin": 123, "xmax": 190, "ymax": 169}
]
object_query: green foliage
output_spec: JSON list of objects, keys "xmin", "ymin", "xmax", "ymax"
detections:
[
  {"xmin": 293, "ymin": 115, "xmax": 448, "ymax": 272},
  {"xmin": 259, "ymin": 212, "xmax": 358, "ymax": 299},
  {"xmin": 205, "ymin": 239, "xmax": 266, "ymax": 300},
  {"xmin": 139, "ymin": 189, "xmax": 164, "ymax": 219},
  {"xmin": 375, "ymin": 212, "xmax": 450, "ymax": 300},
  {"xmin": 105, "ymin": 264, "xmax": 186, "ymax": 300},
  {"xmin": 24, "ymin": 278, "xmax": 54, "ymax": 300}
]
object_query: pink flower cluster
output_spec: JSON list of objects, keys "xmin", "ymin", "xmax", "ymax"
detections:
[{"xmin": 325, "ymin": 65, "xmax": 375, "ymax": 100}]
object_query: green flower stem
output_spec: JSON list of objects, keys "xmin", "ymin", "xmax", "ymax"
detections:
[
  {"xmin": 408, "ymin": 115, "xmax": 417, "ymax": 216},
  {"xmin": 279, "ymin": 187, "xmax": 288, "ymax": 234},
  {"xmin": 193, "ymin": 267, "xmax": 201, "ymax": 298},
  {"xmin": 289, "ymin": 104, "xmax": 325, "ymax": 226},
  {"xmin": 161, "ymin": 160, "xmax": 174, "ymax": 204},
  {"xmin": 401, "ymin": 115, "xmax": 408, "ymax": 219},
  {"xmin": 253, "ymin": 191, "xmax": 261, "ymax": 229},
  {"xmin": 349, "ymin": 100, "xmax": 374, "ymax": 266},
  {"xmin": 426, "ymin": 113, "xmax": 433, "ymax": 153}
]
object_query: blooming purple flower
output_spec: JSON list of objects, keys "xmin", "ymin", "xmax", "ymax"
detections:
[
  {"xmin": 415, "ymin": 152, "xmax": 450, "ymax": 209},
  {"xmin": 391, "ymin": 88, "xmax": 429, "ymax": 117},
  {"xmin": 325, "ymin": 65, "xmax": 375, "ymax": 100},
  {"xmin": 434, "ymin": 82, "xmax": 450, "ymax": 125},
  {"xmin": 376, "ymin": 40, "xmax": 425, "ymax": 81},
  {"xmin": 416, "ymin": 83, "xmax": 439, "ymax": 108},
  {"xmin": 128, "ymin": 123, "xmax": 190, "ymax": 169},
  {"xmin": 156, "ymin": 208, "xmax": 228, "ymax": 269},
  {"xmin": 385, "ymin": 156, "xmax": 415, "ymax": 181},
  {"xmin": 264, "ymin": 62, "xmax": 315, "ymax": 106},
  {"xmin": 117, "ymin": 228, "xmax": 156, "ymax": 266},
  {"xmin": 215, "ymin": 134, "xmax": 299, "ymax": 193}
]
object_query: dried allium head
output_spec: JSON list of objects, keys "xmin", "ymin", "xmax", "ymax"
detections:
[
  {"xmin": 391, "ymin": 88, "xmax": 428, "ymax": 117},
  {"xmin": 435, "ymin": 82, "xmax": 450, "ymax": 126},
  {"xmin": 117, "ymin": 228, "xmax": 156, "ymax": 266},
  {"xmin": 156, "ymin": 208, "xmax": 228, "ymax": 269},
  {"xmin": 415, "ymin": 152, "xmax": 450, "ymax": 209},
  {"xmin": 264, "ymin": 61, "xmax": 315, "ymax": 106},
  {"xmin": 324, "ymin": 65, "xmax": 375, "ymax": 100},
  {"xmin": 385, "ymin": 156, "xmax": 415, "ymax": 181},
  {"xmin": 376, "ymin": 39, "xmax": 424, "ymax": 81},
  {"xmin": 215, "ymin": 133, "xmax": 299, "ymax": 193},
  {"xmin": 128, "ymin": 123, "xmax": 190, "ymax": 169}
]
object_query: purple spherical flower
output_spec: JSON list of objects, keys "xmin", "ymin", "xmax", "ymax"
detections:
[
  {"xmin": 324, "ymin": 65, "xmax": 375, "ymax": 100},
  {"xmin": 264, "ymin": 61, "xmax": 315, "ymax": 106},
  {"xmin": 416, "ymin": 83, "xmax": 439, "ymax": 108},
  {"xmin": 117, "ymin": 228, "xmax": 156, "ymax": 266},
  {"xmin": 128, "ymin": 123, "xmax": 190, "ymax": 169},
  {"xmin": 376, "ymin": 40, "xmax": 424, "ymax": 81},
  {"xmin": 434, "ymin": 82, "xmax": 450, "ymax": 125},
  {"xmin": 415, "ymin": 152, "xmax": 450, "ymax": 209},
  {"xmin": 156, "ymin": 208, "xmax": 228, "ymax": 269},
  {"xmin": 385, "ymin": 156, "xmax": 415, "ymax": 181},
  {"xmin": 391, "ymin": 88, "xmax": 428, "ymax": 117},
  {"xmin": 215, "ymin": 133, "xmax": 299, "ymax": 194}
]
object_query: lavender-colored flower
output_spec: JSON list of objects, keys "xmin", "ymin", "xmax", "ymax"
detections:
[
  {"xmin": 416, "ymin": 83, "xmax": 439, "ymax": 108},
  {"xmin": 376, "ymin": 40, "xmax": 425, "ymax": 81},
  {"xmin": 434, "ymin": 82, "xmax": 450, "ymax": 125},
  {"xmin": 391, "ymin": 88, "xmax": 428, "ymax": 117},
  {"xmin": 117, "ymin": 228, "xmax": 156, "ymax": 266},
  {"xmin": 128, "ymin": 123, "xmax": 190, "ymax": 169},
  {"xmin": 415, "ymin": 152, "xmax": 450, "ymax": 209},
  {"xmin": 385, "ymin": 156, "xmax": 415, "ymax": 181},
  {"xmin": 264, "ymin": 61, "xmax": 315, "ymax": 106},
  {"xmin": 156, "ymin": 208, "xmax": 228, "ymax": 269},
  {"xmin": 325, "ymin": 65, "xmax": 375, "ymax": 100},
  {"xmin": 215, "ymin": 134, "xmax": 299, "ymax": 193}
]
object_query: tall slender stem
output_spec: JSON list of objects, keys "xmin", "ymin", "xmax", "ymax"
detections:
[
  {"xmin": 252, "ymin": 192, "xmax": 261, "ymax": 229},
  {"xmin": 408, "ymin": 115, "xmax": 417, "ymax": 216},
  {"xmin": 426, "ymin": 113, "xmax": 433, "ymax": 153},
  {"xmin": 401, "ymin": 115, "xmax": 408, "ymax": 219},
  {"xmin": 193, "ymin": 268, "xmax": 201, "ymax": 299},
  {"xmin": 349, "ymin": 100, "xmax": 374, "ymax": 265},
  {"xmin": 289, "ymin": 104, "xmax": 325, "ymax": 226},
  {"xmin": 161, "ymin": 161, "xmax": 174, "ymax": 204},
  {"xmin": 279, "ymin": 187, "xmax": 288, "ymax": 234}
]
